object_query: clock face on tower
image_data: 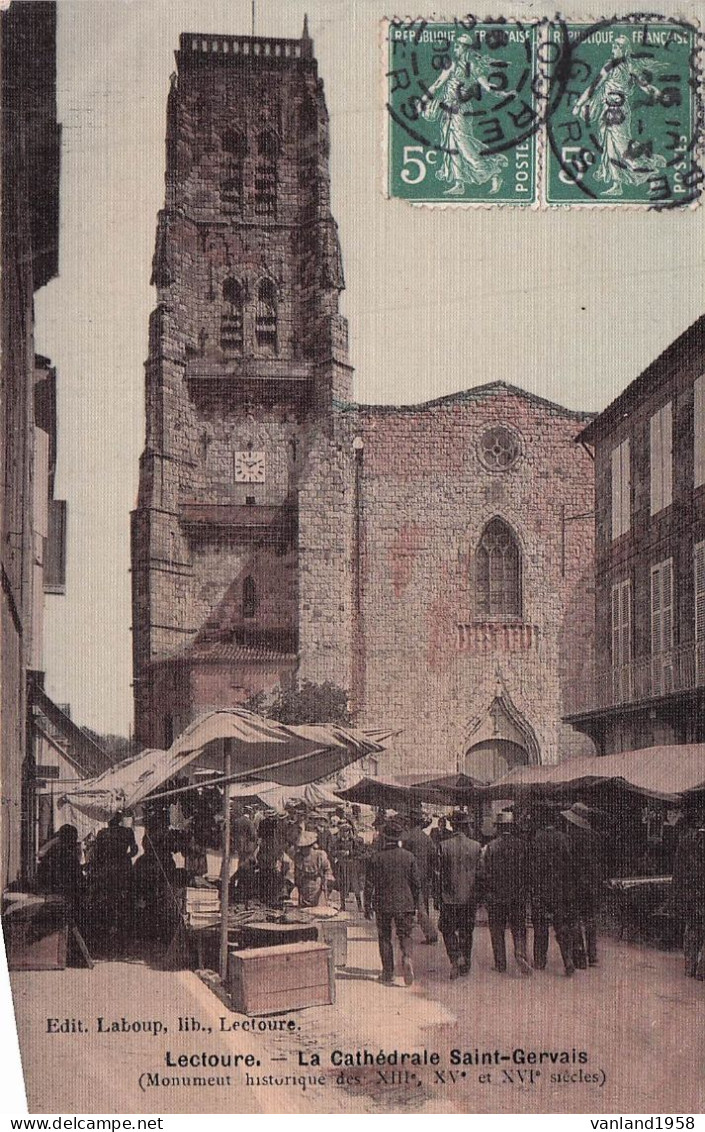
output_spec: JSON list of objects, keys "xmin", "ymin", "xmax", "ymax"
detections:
[{"xmin": 234, "ymin": 451, "xmax": 266, "ymax": 483}]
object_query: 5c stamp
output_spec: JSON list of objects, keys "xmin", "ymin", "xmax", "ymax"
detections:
[
  {"xmin": 387, "ymin": 19, "xmax": 540, "ymax": 204},
  {"xmin": 385, "ymin": 15, "xmax": 703, "ymax": 207},
  {"xmin": 546, "ymin": 19, "xmax": 700, "ymax": 205}
]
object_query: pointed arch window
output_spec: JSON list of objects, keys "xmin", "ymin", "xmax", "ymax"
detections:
[
  {"xmin": 255, "ymin": 130, "xmax": 279, "ymax": 217},
  {"xmin": 255, "ymin": 278, "xmax": 278, "ymax": 353},
  {"xmin": 475, "ymin": 517, "xmax": 522, "ymax": 619},
  {"xmin": 242, "ymin": 576, "xmax": 257, "ymax": 620},
  {"xmin": 220, "ymin": 278, "xmax": 244, "ymax": 355}
]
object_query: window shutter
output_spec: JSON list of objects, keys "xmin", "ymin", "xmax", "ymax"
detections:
[
  {"xmin": 662, "ymin": 403, "xmax": 673, "ymax": 509},
  {"xmin": 695, "ymin": 376, "xmax": 705, "ymax": 489},
  {"xmin": 651, "ymin": 563, "xmax": 663, "ymax": 655},
  {"xmin": 695, "ymin": 542, "xmax": 705, "ymax": 643},
  {"xmin": 612, "ymin": 580, "xmax": 632, "ymax": 701},
  {"xmin": 650, "ymin": 411, "xmax": 662, "ymax": 515},
  {"xmin": 662, "ymin": 559, "xmax": 674, "ymax": 652},
  {"xmin": 611, "ymin": 440, "xmax": 630, "ymax": 539},
  {"xmin": 621, "ymin": 438, "xmax": 631, "ymax": 535},
  {"xmin": 611, "ymin": 446, "xmax": 621, "ymax": 539},
  {"xmin": 620, "ymin": 580, "xmax": 631, "ymax": 668},
  {"xmin": 44, "ymin": 499, "xmax": 67, "ymax": 593}
]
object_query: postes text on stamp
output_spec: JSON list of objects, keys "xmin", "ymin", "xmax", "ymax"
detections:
[
  {"xmin": 544, "ymin": 18, "xmax": 700, "ymax": 206},
  {"xmin": 387, "ymin": 18, "xmax": 539, "ymax": 204}
]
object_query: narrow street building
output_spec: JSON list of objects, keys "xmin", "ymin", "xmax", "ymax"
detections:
[
  {"xmin": 566, "ymin": 316, "xmax": 705, "ymax": 755},
  {"xmin": 1, "ymin": 1, "xmax": 63, "ymax": 885},
  {"xmin": 131, "ymin": 27, "xmax": 597, "ymax": 776}
]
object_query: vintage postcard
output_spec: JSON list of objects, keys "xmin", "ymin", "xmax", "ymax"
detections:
[{"xmin": 2, "ymin": 0, "xmax": 705, "ymax": 1118}]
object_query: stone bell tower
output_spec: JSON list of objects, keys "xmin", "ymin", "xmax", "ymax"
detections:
[{"xmin": 131, "ymin": 24, "xmax": 354, "ymax": 747}]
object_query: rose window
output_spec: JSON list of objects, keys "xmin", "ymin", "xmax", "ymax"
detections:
[{"xmin": 477, "ymin": 426, "xmax": 521, "ymax": 472}]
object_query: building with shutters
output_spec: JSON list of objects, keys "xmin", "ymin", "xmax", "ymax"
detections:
[
  {"xmin": 131, "ymin": 26, "xmax": 597, "ymax": 779},
  {"xmin": 565, "ymin": 315, "xmax": 705, "ymax": 756},
  {"xmin": 0, "ymin": 2, "xmax": 97, "ymax": 887}
]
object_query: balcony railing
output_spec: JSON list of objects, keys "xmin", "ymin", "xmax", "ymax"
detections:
[
  {"xmin": 565, "ymin": 641, "xmax": 705, "ymax": 716},
  {"xmin": 457, "ymin": 622, "xmax": 539, "ymax": 652}
]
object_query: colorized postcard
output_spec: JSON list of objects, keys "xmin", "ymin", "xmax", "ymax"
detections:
[{"xmin": 1, "ymin": 0, "xmax": 705, "ymax": 1118}]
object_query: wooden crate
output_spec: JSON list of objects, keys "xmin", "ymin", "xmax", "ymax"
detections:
[
  {"xmin": 228, "ymin": 941, "xmax": 334, "ymax": 1015},
  {"xmin": 4, "ymin": 920, "xmax": 68, "ymax": 970}
]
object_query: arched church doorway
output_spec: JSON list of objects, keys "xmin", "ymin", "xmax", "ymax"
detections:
[{"xmin": 463, "ymin": 738, "xmax": 529, "ymax": 784}]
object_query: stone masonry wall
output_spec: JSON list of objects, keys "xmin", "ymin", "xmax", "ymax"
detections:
[
  {"xmin": 349, "ymin": 386, "xmax": 596, "ymax": 774},
  {"xmin": 132, "ymin": 36, "xmax": 351, "ymax": 745}
]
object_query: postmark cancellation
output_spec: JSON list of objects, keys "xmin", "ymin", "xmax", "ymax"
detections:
[{"xmin": 386, "ymin": 14, "xmax": 702, "ymax": 208}]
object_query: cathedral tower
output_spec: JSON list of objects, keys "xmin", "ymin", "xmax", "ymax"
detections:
[{"xmin": 131, "ymin": 27, "xmax": 353, "ymax": 747}]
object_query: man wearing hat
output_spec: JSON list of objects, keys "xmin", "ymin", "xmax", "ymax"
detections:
[
  {"xmin": 364, "ymin": 819, "xmax": 421, "ymax": 985},
  {"xmin": 437, "ymin": 811, "xmax": 482, "ymax": 978},
  {"xmin": 294, "ymin": 830, "xmax": 335, "ymax": 908},
  {"xmin": 402, "ymin": 807, "xmax": 439, "ymax": 945},
  {"xmin": 671, "ymin": 806, "xmax": 705, "ymax": 979},
  {"xmin": 561, "ymin": 802, "xmax": 603, "ymax": 968},
  {"xmin": 480, "ymin": 810, "xmax": 533, "ymax": 976},
  {"xmin": 530, "ymin": 805, "xmax": 577, "ymax": 976}
]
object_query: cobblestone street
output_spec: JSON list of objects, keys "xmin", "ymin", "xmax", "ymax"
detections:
[{"xmin": 10, "ymin": 918, "xmax": 704, "ymax": 1114}]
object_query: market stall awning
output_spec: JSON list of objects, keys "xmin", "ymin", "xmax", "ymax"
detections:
[
  {"xmin": 485, "ymin": 744, "xmax": 705, "ymax": 803},
  {"xmin": 336, "ymin": 775, "xmax": 456, "ymax": 808},
  {"xmin": 415, "ymin": 772, "xmax": 487, "ymax": 802},
  {"xmin": 58, "ymin": 709, "xmax": 389, "ymax": 832},
  {"xmin": 227, "ymin": 779, "xmax": 344, "ymax": 810}
]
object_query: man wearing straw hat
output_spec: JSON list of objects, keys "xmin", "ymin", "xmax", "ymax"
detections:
[
  {"xmin": 561, "ymin": 802, "xmax": 602, "ymax": 969},
  {"xmin": 294, "ymin": 830, "xmax": 335, "ymax": 908},
  {"xmin": 530, "ymin": 805, "xmax": 577, "ymax": 977}
]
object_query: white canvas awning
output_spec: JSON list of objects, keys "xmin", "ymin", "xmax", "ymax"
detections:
[
  {"xmin": 227, "ymin": 779, "xmax": 344, "ymax": 810},
  {"xmin": 485, "ymin": 744, "xmax": 705, "ymax": 803},
  {"xmin": 58, "ymin": 709, "xmax": 389, "ymax": 837}
]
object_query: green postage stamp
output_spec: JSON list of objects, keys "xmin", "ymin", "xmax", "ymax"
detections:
[
  {"xmin": 386, "ymin": 16, "xmax": 702, "ymax": 207},
  {"xmin": 387, "ymin": 20, "xmax": 540, "ymax": 204}
]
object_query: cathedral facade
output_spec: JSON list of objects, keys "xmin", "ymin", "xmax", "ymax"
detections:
[{"xmin": 131, "ymin": 27, "xmax": 596, "ymax": 778}]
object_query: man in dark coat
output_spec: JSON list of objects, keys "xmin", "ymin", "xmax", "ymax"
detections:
[
  {"xmin": 87, "ymin": 811, "xmax": 138, "ymax": 956},
  {"xmin": 671, "ymin": 807, "xmax": 705, "ymax": 980},
  {"xmin": 480, "ymin": 810, "xmax": 533, "ymax": 976},
  {"xmin": 530, "ymin": 806, "xmax": 577, "ymax": 976},
  {"xmin": 402, "ymin": 808, "xmax": 438, "ymax": 944},
  {"xmin": 35, "ymin": 824, "xmax": 85, "ymax": 920},
  {"xmin": 364, "ymin": 820, "xmax": 421, "ymax": 985},
  {"xmin": 437, "ymin": 810, "xmax": 482, "ymax": 978},
  {"xmin": 561, "ymin": 802, "xmax": 603, "ymax": 968}
]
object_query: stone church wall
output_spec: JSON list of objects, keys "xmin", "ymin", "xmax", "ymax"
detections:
[
  {"xmin": 348, "ymin": 387, "xmax": 596, "ymax": 773},
  {"xmin": 132, "ymin": 32, "xmax": 596, "ymax": 773}
]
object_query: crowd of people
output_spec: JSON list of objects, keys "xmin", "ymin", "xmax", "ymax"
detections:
[
  {"xmin": 34, "ymin": 812, "xmax": 189, "ymax": 956},
  {"xmin": 362, "ymin": 802, "xmax": 606, "ymax": 985},
  {"xmin": 29, "ymin": 794, "xmax": 705, "ymax": 984}
]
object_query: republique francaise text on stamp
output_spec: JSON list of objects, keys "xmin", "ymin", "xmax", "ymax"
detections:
[{"xmin": 386, "ymin": 15, "xmax": 702, "ymax": 207}]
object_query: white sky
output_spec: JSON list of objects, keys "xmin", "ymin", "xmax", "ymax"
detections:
[{"xmin": 38, "ymin": 0, "xmax": 705, "ymax": 736}]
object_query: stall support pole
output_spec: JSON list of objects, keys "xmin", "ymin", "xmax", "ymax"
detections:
[{"xmin": 218, "ymin": 740, "xmax": 232, "ymax": 983}]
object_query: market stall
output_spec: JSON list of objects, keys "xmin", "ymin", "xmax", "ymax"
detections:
[
  {"xmin": 483, "ymin": 744, "xmax": 705, "ymax": 944},
  {"xmin": 44, "ymin": 709, "xmax": 392, "ymax": 1002}
]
